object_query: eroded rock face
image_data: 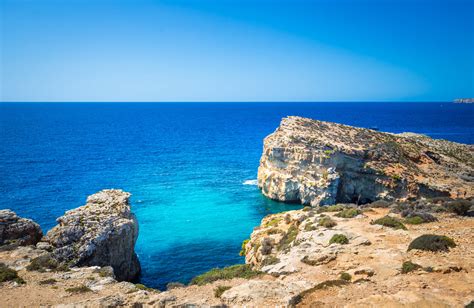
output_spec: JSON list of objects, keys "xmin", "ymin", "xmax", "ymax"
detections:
[
  {"xmin": 258, "ymin": 116, "xmax": 474, "ymax": 206},
  {"xmin": 43, "ymin": 189, "xmax": 140, "ymax": 281},
  {"xmin": 0, "ymin": 210, "xmax": 43, "ymax": 249}
]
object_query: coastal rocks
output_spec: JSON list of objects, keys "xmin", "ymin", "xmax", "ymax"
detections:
[
  {"xmin": 0, "ymin": 210, "xmax": 43, "ymax": 249},
  {"xmin": 258, "ymin": 116, "xmax": 474, "ymax": 206},
  {"xmin": 43, "ymin": 189, "xmax": 140, "ymax": 281},
  {"xmin": 221, "ymin": 280, "xmax": 312, "ymax": 306}
]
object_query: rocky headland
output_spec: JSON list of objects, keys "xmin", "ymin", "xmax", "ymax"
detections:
[
  {"xmin": 258, "ymin": 116, "xmax": 473, "ymax": 206},
  {"xmin": 1, "ymin": 118, "xmax": 473, "ymax": 307}
]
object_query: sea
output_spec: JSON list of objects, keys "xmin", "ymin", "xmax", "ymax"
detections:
[{"xmin": 0, "ymin": 102, "xmax": 473, "ymax": 289}]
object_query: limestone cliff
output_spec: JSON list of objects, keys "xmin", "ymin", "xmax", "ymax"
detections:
[
  {"xmin": 42, "ymin": 189, "xmax": 140, "ymax": 281},
  {"xmin": 0, "ymin": 210, "xmax": 42, "ymax": 249},
  {"xmin": 258, "ymin": 116, "xmax": 473, "ymax": 206}
]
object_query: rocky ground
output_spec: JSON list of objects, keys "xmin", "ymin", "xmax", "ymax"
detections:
[
  {"xmin": 258, "ymin": 116, "xmax": 473, "ymax": 206},
  {"xmin": 1, "ymin": 199, "xmax": 473, "ymax": 307}
]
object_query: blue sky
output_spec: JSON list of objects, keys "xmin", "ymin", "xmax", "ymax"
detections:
[{"xmin": 1, "ymin": 0, "xmax": 473, "ymax": 102}]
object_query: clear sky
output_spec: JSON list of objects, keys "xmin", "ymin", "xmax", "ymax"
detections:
[{"xmin": 1, "ymin": 0, "xmax": 473, "ymax": 102}]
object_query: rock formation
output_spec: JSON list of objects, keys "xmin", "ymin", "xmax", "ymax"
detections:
[
  {"xmin": 0, "ymin": 210, "xmax": 42, "ymax": 249},
  {"xmin": 42, "ymin": 189, "xmax": 140, "ymax": 281},
  {"xmin": 258, "ymin": 116, "xmax": 474, "ymax": 206}
]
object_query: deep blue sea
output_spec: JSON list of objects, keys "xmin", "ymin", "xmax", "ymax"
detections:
[{"xmin": 1, "ymin": 102, "xmax": 473, "ymax": 289}]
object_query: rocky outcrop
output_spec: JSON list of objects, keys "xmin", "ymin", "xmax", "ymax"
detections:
[
  {"xmin": 258, "ymin": 116, "xmax": 474, "ymax": 206},
  {"xmin": 454, "ymin": 98, "xmax": 474, "ymax": 103},
  {"xmin": 42, "ymin": 189, "xmax": 140, "ymax": 281},
  {"xmin": 0, "ymin": 210, "xmax": 42, "ymax": 249}
]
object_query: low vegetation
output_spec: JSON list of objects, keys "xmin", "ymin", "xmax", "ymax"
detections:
[
  {"xmin": 408, "ymin": 234, "xmax": 456, "ymax": 252},
  {"xmin": 265, "ymin": 217, "xmax": 282, "ymax": 227},
  {"xmin": 304, "ymin": 222, "xmax": 317, "ymax": 231},
  {"xmin": 318, "ymin": 216, "xmax": 337, "ymax": 228},
  {"xmin": 278, "ymin": 224, "xmax": 299, "ymax": 251},
  {"xmin": 372, "ymin": 215, "xmax": 407, "ymax": 230},
  {"xmin": 261, "ymin": 256, "xmax": 280, "ymax": 267},
  {"xmin": 401, "ymin": 261, "xmax": 421, "ymax": 274},
  {"xmin": 0, "ymin": 263, "xmax": 25, "ymax": 284},
  {"xmin": 65, "ymin": 285, "xmax": 92, "ymax": 293},
  {"xmin": 329, "ymin": 234, "xmax": 349, "ymax": 245},
  {"xmin": 239, "ymin": 239, "xmax": 249, "ymax": 256},
  {"xmin": 444, "ymin": 199, "xmax": 472, "ymax": 216},
  {"xmin": 317, "ymin": 204, "xmax": 344, "ymax": 213},
  {"xmin": 190, "ymin": 265, "xmax": 261, "ymax": 286},
  {"xmin": 39, "ymin": 278, "xmax": 57, "ymax": 285},
  {"xmin": 214, "ymin": 285, "xmax": 231, "ymax": 298},
  {"xmin": 340, "ymin": 272, "xmax": 352, "ymax": 281},
  {"xmin": 135, "ymin": 283, "xmax": 156, "ymax": 292},
  {"xmin": 26, "ymin": 254, "xmax": 69, "ymax": 272},
  {"xmin": 166, "ymin": 282, "xmax": 185, "ymax": 290},
  {"xmin": 335, "ymin": 208, "xmax": 362, "ymax": 218}
]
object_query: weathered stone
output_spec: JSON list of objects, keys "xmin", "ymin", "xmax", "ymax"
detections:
[
  {"xmin": 258, "ymin": 116, "xmax": 473, "ymax": 206},
  {"xmin": 0, "ymin": 210, "xmax": 42, "ymax": 249},
  {"xmin": 44, "ymin": 189, "xmax": 140, "ymax": 281}
]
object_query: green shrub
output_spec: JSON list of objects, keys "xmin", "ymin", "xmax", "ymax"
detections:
[
  {"xmin": 267, "ymin": 228, "xmax": 283, "ymax": 235},
  {"xmin": 401, "ymin": 261, "xmax": 421, "ymax": 274},
  {"xmin": 166, "ymin": 282, "xmax": 185, "ymax": 290},
  {"xmin": 445, "ymin": 200, "xmax": 472, "ymax": 216},
  {"xmin": 404, "ymin": 216, "xmax": 425, "ymax": 224},
  {"xmin": 26, "ymin": 254, "xmax": 69, "ymax": 272},
  {"xmin": 239, "ymin": 239, "xmax": 249, "ymax": 256},
  {"xmin": 329, "ymin": 234, "xmax": 349, "ymax": 245},
  {"xmin": 302, "ymin": 206, "xmax": 312, "ymax": 212},
  {"xmin": 134, "ymin": 283, "xmax": 156, "ymax": 292},
  {"xmin": 407, "ymin": 234, "xmax": 456, "ymax": 252},
  {"xmin": 65, "ymin": 285, "xmax": 92, "ymax": 293},
  {"xmin": 340, "ymin": 272, "xmax": 352, "ymax": 281},
  {"xmin": 372, "ymin": 216, "xmax": 407, "ymax": 230},
  {"xmin": 465, "ymin": 300, "xmax": 474, "ymax": 308},
  {"xmin": 261, "ymin": 256, "xmax": 280, "ymax": 267},
  {"xmin": 0, "ymin": 263, "xmax": 25, "ymax": 284},
  {"xmin": 317, "ymin": 204, "xmax": 344, "ymax": 213},
  {"xmin": 39, "ymin": 278, "xmax": 57, "ymax": 285},
  {"xmin": 335, "ymin": 208, "xmax": 362, "ymax": 218},
  {"xmin": 304, "ymin": 222, "xmax": 317, "ymax": 231},
  {"xmin": 214, "ymin": 285, "xmax": 231, "ymax": 298},
  {"xmin": 190, "ymin": 265, "xmax": 261, "ymax": 286},
  {"xmin": 278, "ymin": 224, "xmax": 299, "ymax": 251},
  {"xmin": 265, "ymin": 217, "xmax": 282, "ymax": 227},
  {"xmin": 318, "ymin": 216, "xmax": 337, "ymax": 228}
]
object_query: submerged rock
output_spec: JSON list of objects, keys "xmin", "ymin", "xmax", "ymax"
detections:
[
  {"xmin": 0, "ymin": 210, "xmax": 43, "ymax": 249},
  {"xmin": 43, "ymin": 189, "xmax": 140, "ymax": 281},
  {"xmin": 258, "ymin": 116, "xmax": 473, "ymax": 206}
]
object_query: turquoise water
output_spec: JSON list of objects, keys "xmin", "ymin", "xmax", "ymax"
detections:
[{"xmin": 0, "ymin": 102, "xmax": 472, "ymax": 289}]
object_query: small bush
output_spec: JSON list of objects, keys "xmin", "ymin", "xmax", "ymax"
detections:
[
  {"xmin": 445, "ymin": 200, "xmax": 472, "ymax": 216},
  {"xmin": 214, "ymin": 285, "xmax": 231, "ymax": 298},
  {"xmin": 278, "ymin": 224, "xmax": 299, "ymax": 251},
  {"xmin": 304, "ymin": 222, "xmax": 317, "ymax": 232},
  {"xmin": 261, "ymin": 256, "xmax": 280, "ymax": 267},
  {"xmin": 317, "ymin": 204, "xmax": 344, "ymax": 213},
  {"xmin": 372, "ymin": 216, "xmax": 407, "ymax": 230},
  {"xmin": 336, "ymin": 208, "xmax": 362, "ymax": 218},
  {"xmin": 401, "ymin": 261, "xmax": 421, "ymax": 274},
  {"xmin": 408, "ymin": 234, "xmax": 456, "ymax": 252},
  {"xmin": 39, "ymin": 278, "xmax": 57, "ymax": 285},
  {"xmin": 267, "ymin": 228, "xmax": 283, "ymax": 235},
  {"xmin": 265, "ymin": 217, "xmax": 282, "ymax": 227},
  {"xmin": 0, "ymin": 263, "xmax": 25, "ymax": 284},
  {"xmin": 302, "ymin": 206, "xmax": 312, "ymax": 212},
  {"xmin": 340, "ymin": 272, "xmax": 352, "ymax": 281},
  {"xmin": 404, "ymin": 212, "xmax": 437, "ymax": 224},
  {"xmin": 26, "ymin": 254, "xmax": 69, "ymax": 272},
  {"xmin": 66, "ymin": 285, "xmax": 92, "ymax": 293},
  {"xmin": 135, "ymin": 283, "xmax": 156, "ymax": 292},
  {"xmin": 190, "ymin": 265, "xmax": 261, "ymax": 286},
  {"xmin": 239, "ymin": 239, "xmax": 249, "ymax": 256},
  {"xmin": 318, "ymin": 216, "xmax": 337, "ymax": 228},
  {"xmin": 329, "ymin": 234, "xmax": 349, "ymax": 245}
]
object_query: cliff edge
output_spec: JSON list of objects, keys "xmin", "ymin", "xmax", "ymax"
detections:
[
  {"xmin": 42, "ymin": 189, "xmax": 141, "ymax": 281},
  {"xmin": 258, "ymin": 116, "xmax": 473, "ymax": 206}
]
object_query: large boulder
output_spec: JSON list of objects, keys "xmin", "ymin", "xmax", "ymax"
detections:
[
  {"xmin": 43, "ymin": 189, "xmax": 140, "ymax": 281},
  {"xmin": 0, "ymin": 210, "xmax": 43, "ymax": 249},
  {"xmin": 258, "ymin": 116, "xmax": 473, "ymax": 206}
]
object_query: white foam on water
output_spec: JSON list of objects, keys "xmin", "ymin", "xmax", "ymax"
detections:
[{"xmin": 243, "ymin": 179, "xmax": 258, "ymax": 186}]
